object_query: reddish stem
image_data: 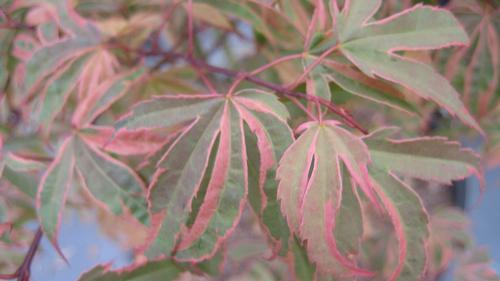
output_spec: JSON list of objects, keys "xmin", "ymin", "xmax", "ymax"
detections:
[{"xmin": 0, "ymin": 227, "xmax": 43, "ymax": 281}]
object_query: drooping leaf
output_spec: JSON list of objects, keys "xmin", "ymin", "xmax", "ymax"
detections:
[
  {"xmin": 335, "ymin": 0, "xmax": 481, "ymax": 132},
  {"xmin": 364, "ymin": 127, "xmax": 482, "ymax": 184},
  {"xmin": 36, "ymin": 137, "xmax": 75, "ymax": 255},
  {"xmin": 117, "ymin": 90, "xmax": 292, "ymax": 261},
  {"xmin": 246, "ymin": 123, "xmax": 292, "ymax": 256},
  {"xmin": 369, "ymin": 167, "xmax": 429, "ymax": 281},
  {"xmin": 73, "ymin": 136, "xmax": 150, "ymax": 225},
  {"xmin": 276, "ymin": 121, "xmax": 374, "ymax": 277}
]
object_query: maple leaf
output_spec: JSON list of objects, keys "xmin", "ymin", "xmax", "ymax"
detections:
[
  {"xmin": 276, "ymin": 121, "xmax": 374, "ymax": 277},
  {"xmin": 444, "ymin": 0, "xmax": 500, "ymax": 117},
  {"xmin": 276, "ymin": 122, "xmax": 482, "ymax": 279},
  {"xmin": 333, "ymin": 0, "xmax": 482, "ymax": 133},
  {"xmin": 116, "ymin": 90, "xmax": 292, "ymax": 261}
]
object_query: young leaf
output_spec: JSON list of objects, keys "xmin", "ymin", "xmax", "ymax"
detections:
[
  {"xmin": 36, "ymin": 137, "xmax": 75, "ymax": 257},
  {"xmin": 336, "ymin": 0, "xmax": 481, "ymax": 132},
  {"xmin": 73, "ymin": 136, "xmax": 150, "ymax": 225},
  {"xmin": 117, "ymin": 90, "xmax": 292, "ymax": 262}
]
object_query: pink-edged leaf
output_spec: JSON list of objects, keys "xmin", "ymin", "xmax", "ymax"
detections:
[
  {"xmin": 72, "ymin": 69, "xmax": 145, "ymax": 127},
  {"xmin": 445, "ymin": 2, "xmax": 500, "ymax": 116},
  {"xmin": 145, "ymin": 107, "xmax": 224, "ymax": 258},
  {"xmin": 324, "ymin": 59, "xmax": 417, "ymax": 114},
  {"xmin": 455, "ymin": 248, "xmax": 500, "ymax": 281},
  {"xmin": 135, "ymin": 90, "xmax": 292, "ymax": 262},
  {"xmin": 77, "ymin": 49, "xmax": 118, "ymax": 101},
  {"xmin": 31, "ymin": 54, "xmax": 90, "ymax": 128},
  {"xmin": 174, "ymin": 103, "xmax": 247, "ymax": 261},
  {"xmin": 36, "ymin": 136, "xmax": 75, "ymax": 259},
  {"xmin": 79, "ymin": 126, "xmax": 169, "ymax": 156},
  {"xmin": 78, "ymin": 260, "xmax": 184, "ymax": 281},
  {"xmin": 45, "ymin": 0, "xmax": 97, "ymax": 37},
  {"xmin": 3, "ymin": 152, "xmax": 46, "ymax": 171},
  {"xmin": 115, "ymin": 95, "xmax": 222, "ymax": 131},
  {"xmin": 369, "ymin": 167, "xmax": 429, "ymax": 281},
  {"xmin": 336, "ymin": 0, "xmax": 482, "ymax": 133},
  {"xmin": 23, "ymin": 37, "xmax": 97, "ymax": 96},
  {"xmin": 245, "ymin": 112, "xmax": 293, "ymax": 256},
  {"xmin": 73, "ymin": 136, "xmax": 150, "ymax": 225},
  {"xmin": 277, "ymin": 121, "xmax": 374, "ymax": 277},
  {"xmin": 12, "ymin": 33, "xmax": 39, "ymax": 60},
  {"xmin": 364, "ymin": 127, "xmax": 482, "ymax": 185}
]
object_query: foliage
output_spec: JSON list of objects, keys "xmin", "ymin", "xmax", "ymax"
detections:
[{"xmin": 0, "ymin": 0, "xmax": 499, "ymax": 280}]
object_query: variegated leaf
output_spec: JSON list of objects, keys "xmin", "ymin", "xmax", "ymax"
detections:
[
  {"xmin": 336, "ymin": 0, "xmax": 481, "ymax": 133},
  {"xmin": 276, "ymin": 121, "xmax": 374, "ymax": 277},
  {"xmin": 117, "ymin": 90, "xmax": 292, "ymax": 261},
  {"xmin": 73, "ymin": 136, "xmax": 150, "ymax": 225}
]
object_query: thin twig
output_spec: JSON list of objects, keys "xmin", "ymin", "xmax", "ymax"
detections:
[{"xmin": 0, "ymin": 227, "xmax": 43, "ymax": 281}]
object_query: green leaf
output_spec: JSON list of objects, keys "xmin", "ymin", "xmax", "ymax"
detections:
[
  {"xmin": 78, "ymin": 260, "xmax": 185, "ymax": 281},
  {"xmin": 2, "ymin": 167, "xmax": 38, "ymax": 199},
  {"xmin": 364, "ymin": 127, "xmax": 482, "ymax": 184},
  {"xmin": 32, "ymin": 54, "xmax": 90, "ymax": 127},
  {"xmin": 369, "ymin": 167, "xmax": 429, "ymax": 281},
  {"xmin": 73, "ymin": 68, "xmax": 145, "ymax": 127},
  {"xmin": 290, "ymin": 236, "xmax": 316, "ymax": 281},
  {"xmin": 125, "ymin": 90, "xmax": 292, "ymax": 262},
  {"xmin": 23, "ymin": 37, "xmax": 97, "ymax": 95},
  {"xmin": 277, "ymin": 121, "xmax": 373, "ymax": 277},
  {"xmin": 4, "ymin": 153, "xmax": 45, "ymax": 171},
  {"xmin": 174, "ymin": 104, "xmax": 246, "ymax": 260},
  {"xmin": 145, "ymin": 106, "xmax": 224, "ymax": 258},
  {"xmin": 337, "ymin": 0, "xmax": 481, "ymax": 132},
  {"xmin": 36, "ymin": 137, "xmax": 75, "ymax": 253},
  {"xmin": 115, "ymin": 95, "xmax": 222, "ymax": 131},
  {"xmin": 324, "ymin": 60, "xmax": 417, "ymax": 114},
  {"xmin": 73, "ymin": 136, "xmax": 150, "ymax": 225}
]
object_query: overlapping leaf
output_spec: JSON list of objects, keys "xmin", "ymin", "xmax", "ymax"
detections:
[
  {"xmin": 334, "ymin": 0, "xmax": 481, "ymax": 132},
  {"xmin": 363, "ymin": 127, "xmax": 482, "ymax": 281},
  {"xmin": 116, "ymin": 90, "xmax": 292, "ymax": 261},
  {"xmin": 444, "ymin": 0, "xmax": 500, "ymax": 117},
  {"xmin": 276, "ymin": 121, "xmax": 373, "ymax": 277},
  {"xmin": 36, "ymin": 135, "xmax": 150, "ymax": 255},
  {"xmin": 364, "ymin": 127, "xmax": 482, "ymax": 184}
]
